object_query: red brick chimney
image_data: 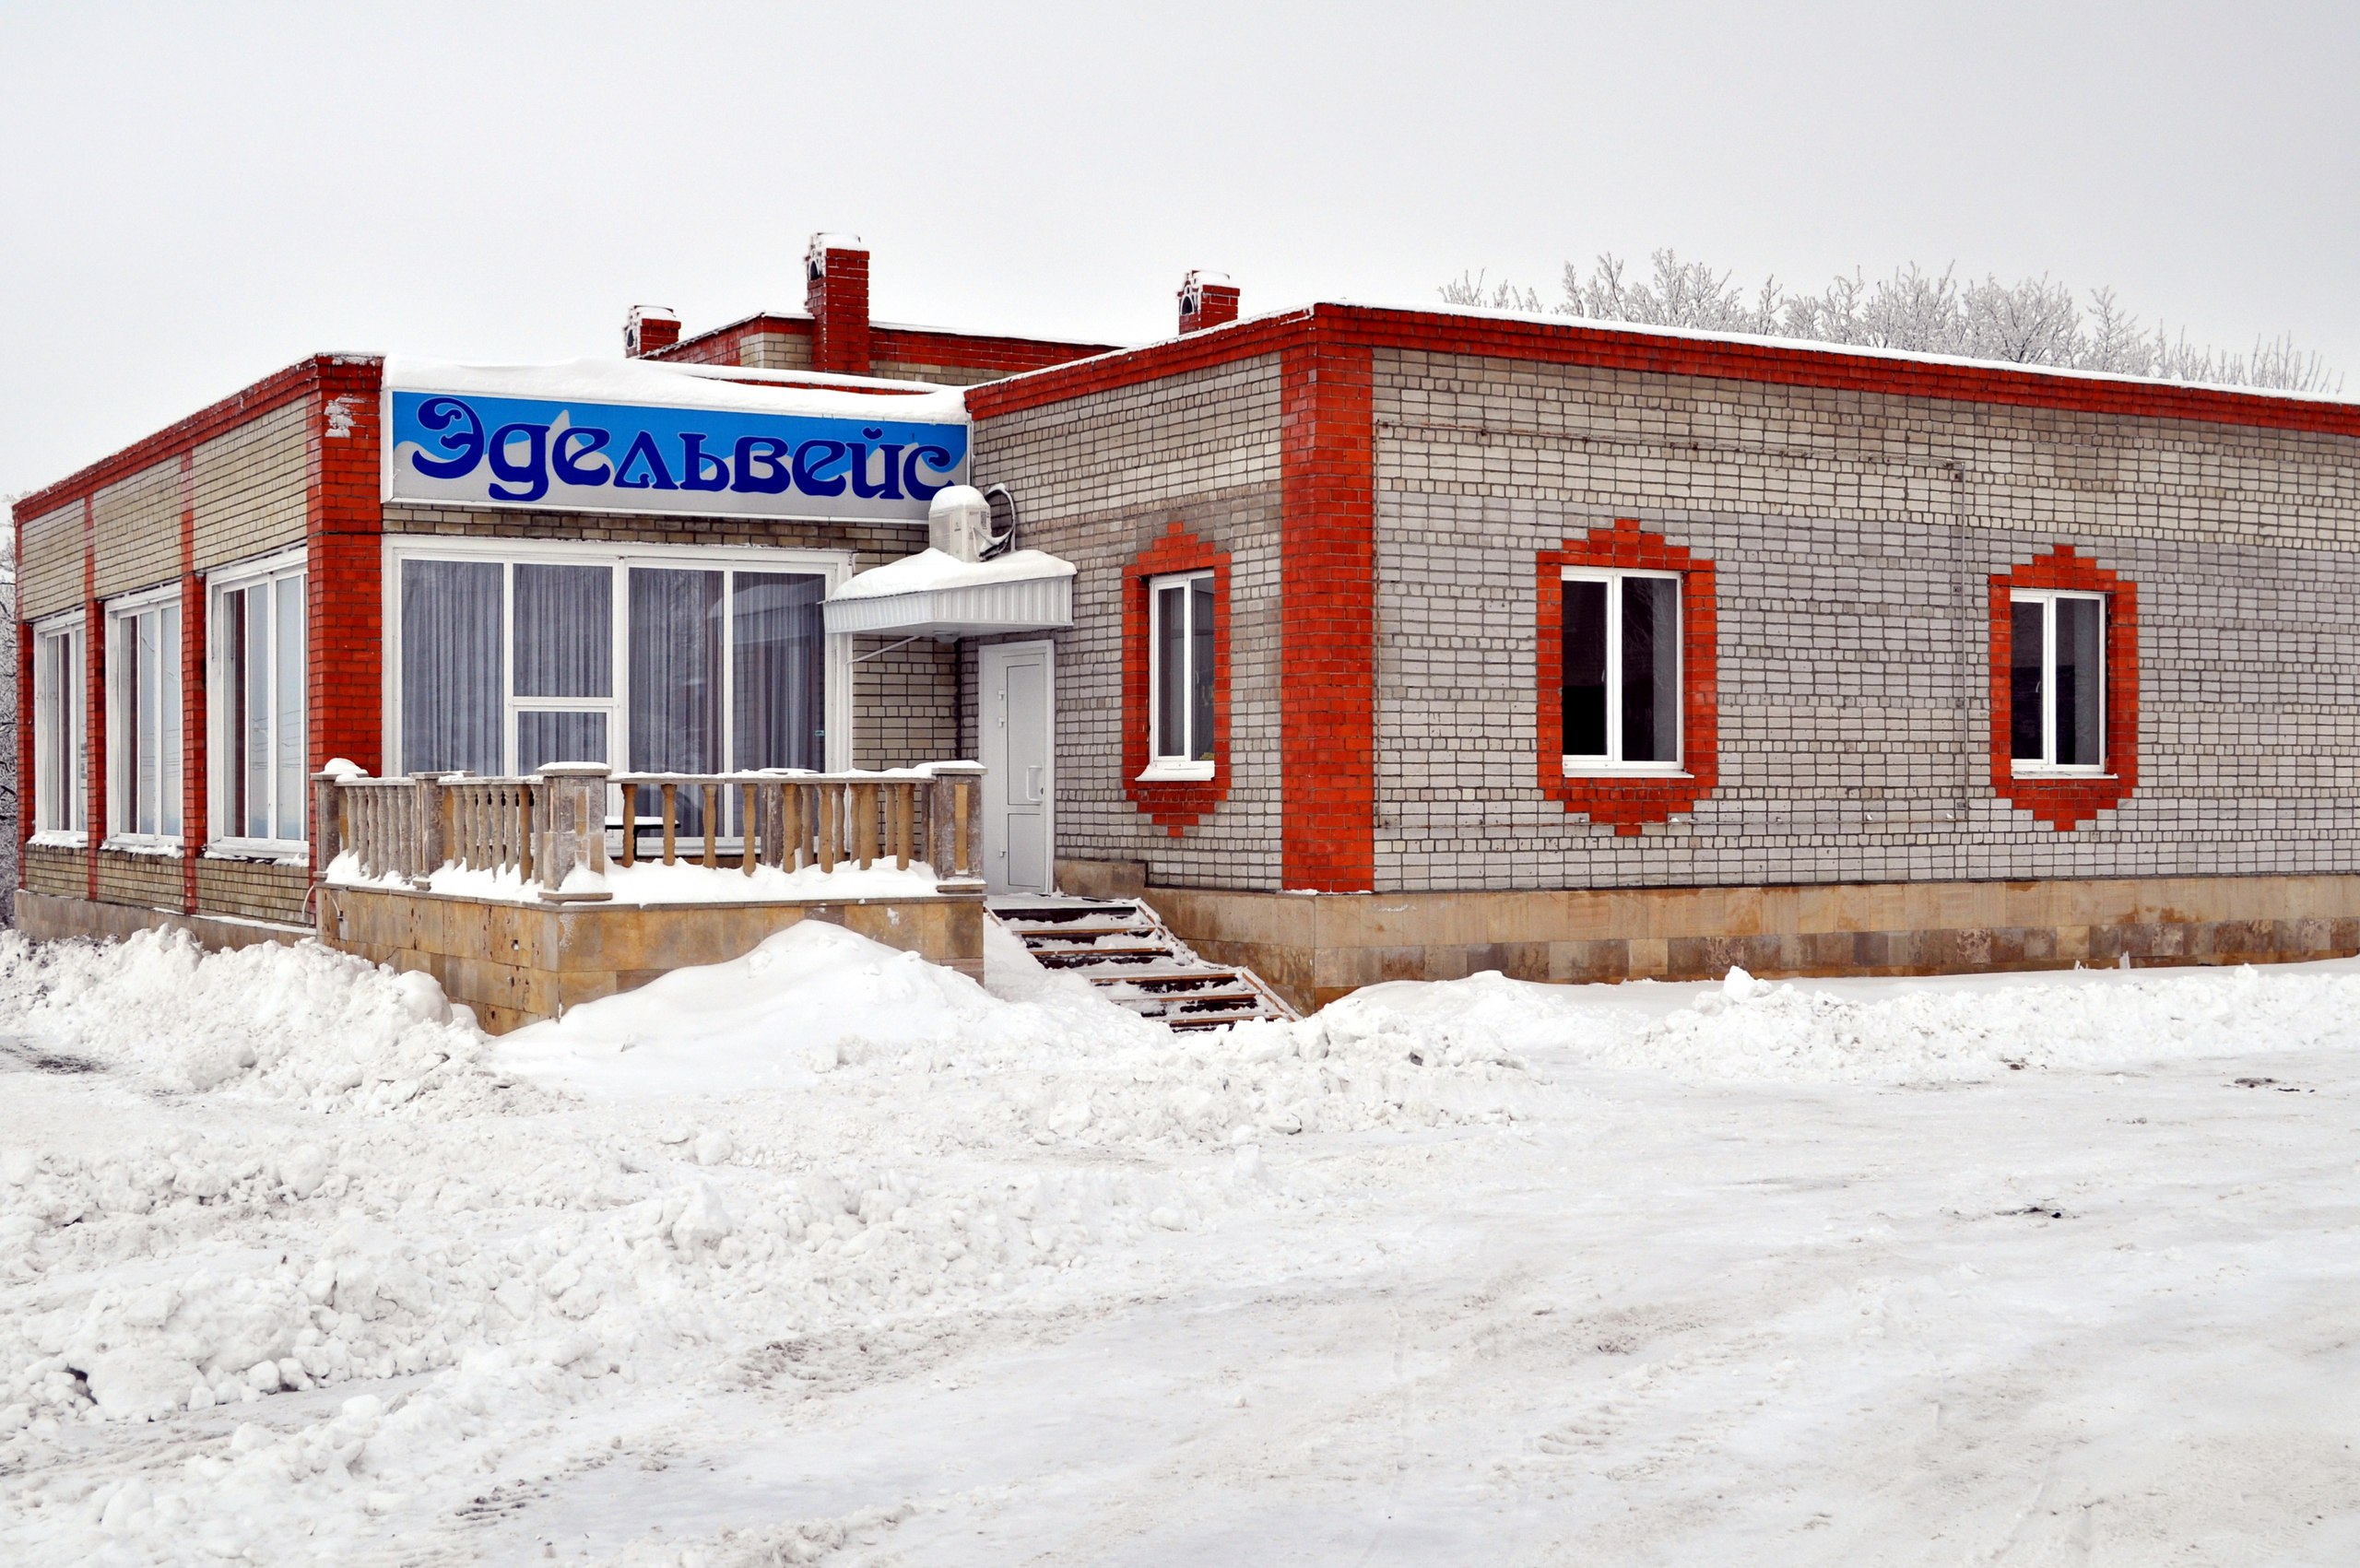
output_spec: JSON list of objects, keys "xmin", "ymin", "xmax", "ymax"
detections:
[
  {"xmin": 806, "ymin": 232, "xmax": 872, "ymax": 375},
  {"xmin": 624, "ymin": 305, "xmax": 680, "ymax": 358},
  {"xmin": 1177, "ymin": 269, "xmax": 1239, "ymax": 335}
]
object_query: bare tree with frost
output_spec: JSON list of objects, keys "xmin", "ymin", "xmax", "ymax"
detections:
[{"xmin": 1439, "ymin": 251, "xmax": 2342, "ymax": 395}]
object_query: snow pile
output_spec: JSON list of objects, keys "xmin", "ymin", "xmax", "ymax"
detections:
[
  {"xmin": 1325, "ymin": 961, "xmax": 2360, "ymax": 1081},
  {"xmin": 0, "ymin": 928, "xmax": 508, "ymax": 1110},
  {"xmin": 512, "ymin": 920, "xmax": 1537, "ymax": 1145},
  {"xmin": 6, "ymin": 914, "xmax": 2360, "ymax": 1562}
]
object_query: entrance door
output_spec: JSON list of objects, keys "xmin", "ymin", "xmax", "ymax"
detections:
[{"xmin": 979, "ymin": 641, "xmax": 1054, "ymax": 895}]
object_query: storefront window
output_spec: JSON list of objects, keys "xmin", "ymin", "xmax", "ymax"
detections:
[{"xmin": 393, "ymin": 546, "xmax": 838, "ymax": 791}]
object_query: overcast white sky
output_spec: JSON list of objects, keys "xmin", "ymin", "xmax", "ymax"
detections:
[{"xmin": 4, "ymin": 1, "xmax": 2355, "ymax": 499}]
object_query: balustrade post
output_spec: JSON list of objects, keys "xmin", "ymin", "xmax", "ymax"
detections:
[
  {"xmin": 409, "ymin": 772, "xmax": 454, "ymax": 890},
  {"xmin": 536, "ymin": 762, "xmax": 613, "ymax": 902},
  {"xmin": 928, "ymin": 762, "xmax": 987, "ymax": 893},
  {"xmin": 312, "ymin": 772, "xmax": 346, "ymax": 874}
]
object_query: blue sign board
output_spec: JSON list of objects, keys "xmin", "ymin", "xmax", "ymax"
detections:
[{"xmin": 384, "ymin": 388, "xmax": 968, "ymax": 524}]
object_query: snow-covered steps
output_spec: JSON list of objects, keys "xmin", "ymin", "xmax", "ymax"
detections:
[{"xmin": 988, "ymin": 895, "xmax": 1299, "ymax": 1030}]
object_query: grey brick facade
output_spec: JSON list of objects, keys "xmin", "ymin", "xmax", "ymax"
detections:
[
  {"xmin": 972, "ymin": 353, "xmax": 1285, "ymax": 890},
  {"xmin": 1373, "ymin": 348, "xmax": 2360, "ymax": 892}
]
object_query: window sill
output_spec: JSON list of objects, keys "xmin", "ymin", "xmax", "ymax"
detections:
[
  {"xmin": 100, "ymin": 837, "xmax": 185, "ymax": 857},
  {"xmin": 27, "ymin": 831, "xmax": 88, "ymax": 849},
  {"xmin": 2009, "ymin": 767, "xmax": 2116, "ymax": 781},
  {"xmin": 1136, "ymin": 760, "xmax": 1216, "ymax": 784},
  {"xmin": 205, "ymin": 839, "xmax": 312, "ymax": 865},
  {"xmin": 1561, "ymin": 762, "xmax": 1692, "ymax": 780}
]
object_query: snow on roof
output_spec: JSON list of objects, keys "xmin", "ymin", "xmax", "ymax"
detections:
[
  {"xmin": 382, "ymin": 355, "xmax": 970, "ymax": 423},
  {"xmin": 1316, "ymin": 298, "xmax": 2360, "ymax": 408},
  {"xmin": 829, "ymin": 547, "xmax": 1076, "ymax": 602}
]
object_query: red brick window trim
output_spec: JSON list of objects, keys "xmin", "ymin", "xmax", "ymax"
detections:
[
  {"xmin": 1124, "ymin": 523, "xmax": 1231, "ymax": 834},
  {"xmin": 1537, "ymin": 521, "xmax": 1718, "ymax": 835},
  {"xmin": 1990, "ymin": 547, "xmax": 2138, "ymax": 830}
]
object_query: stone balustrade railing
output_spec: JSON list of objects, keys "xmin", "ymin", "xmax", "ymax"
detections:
[{"xmin": 314, "ymin": 762, "xmax": 987, "ymax": 903}]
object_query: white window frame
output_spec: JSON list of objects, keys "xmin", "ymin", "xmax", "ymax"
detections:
[
  {"xmin": 380, "ymin": 536, "xmax": 856, "ymax": 779},
  {"xmin": 206, "ymin": 548, "xmax": 310, "ymax": 857},
  {"xmin": 1559, "ymin": 565, "xmax": 1687, "ymax": 777},
  {"xmin": 2009, "ymin": 588, "xmax": 2109, "ymax": 777},
  {"xmin": 1140, "ymin": 568, "xmax": 1216, "ymax": 783},
  {"xmin": 103, "ymin": 584, "xmax": 185, "ymax": 850},
  {"xmin": 30, "ymin": 611, "xmax": 88, "ymax": 842}
]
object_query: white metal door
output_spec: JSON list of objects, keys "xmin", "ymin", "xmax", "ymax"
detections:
[{"xmin": 980, "ymin": 641, "xmax": 1054, "ymax": 895}]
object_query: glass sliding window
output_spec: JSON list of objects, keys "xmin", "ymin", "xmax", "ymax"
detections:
[
  {"xmin": 400, "ymin": 558, "xmax": 502, "ymax": 778},
  {"xmin": 2010, "ymin": 590, "xmax": 2106, "ymax": 772},
  {"xmin": 731, "ymin": 572, "xmax": 827, "ymax": 772},
  {"xmin": 512, "ymin": 562, "xmax": 613, "ymax": 772},
  {"xmin": 630, "ymin": 568, "xmax": 724, "ymax": 835},
  {"xmin": 107, "ymin": 597, "xmax": 183, "ymax": 839},
  {"xmin": 1146, "ymin": 569, "xmax": 1216, "ymax": 775},
  {"xmin": 1561, "ymin": 569, "xmax": 1683, "ymax": 771},
  {"xmin": 391, "ymin": 548, "xmax": 840, "ymax": 814},
  {"xmin": 32, "ymin": 620, "xmax": 87, "ymax": 835},
  {"xmin": 210, "ymin": 565, "xmax": 307, "ymax": 845}
]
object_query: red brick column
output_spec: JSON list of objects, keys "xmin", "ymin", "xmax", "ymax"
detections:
[
  {"xmin": 82, "ymin": 497, "xmax": 100, "ymax": 899},
  {"xmin": 306, "ymin": 360, "xmax": 384, "ymax": 873},
  {"xmin": 14, "ymin": 615, "xmax": 30, "ymax": 876},
  {"xmin": 179, "ymin": 453, "xmax": 203, "ymax": 911},
  {"xmin": 1278, "ymin": 334, "xmax": 1375, "ymax": 890}
]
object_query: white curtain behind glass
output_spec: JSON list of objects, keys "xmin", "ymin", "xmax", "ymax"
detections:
[
  {"xmin": 513, "ymin": 564, "xmax": 611, "ymax": 699},
  {"xmin": 731, "ymin": 572, "xmax": 825, "ymax": 772},
  {"xmin": 272, "ymin": 578, "xmax": 303, "ymax": 839},
  {"xmin": 630, "ymin": 568, "xmax": 722, "ymax": 833},
  {"xmin": 401, "ymin": 560, "xmax": 502, "ymax": 777},
  {"xmin": 513, "ymin": 563, "xmax": 613, "ymax": 772}
]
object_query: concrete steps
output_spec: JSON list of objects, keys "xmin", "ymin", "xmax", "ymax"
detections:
[{"xmin": 988, "ymin": 895, "xmax": 1298, "ymax": 1031}]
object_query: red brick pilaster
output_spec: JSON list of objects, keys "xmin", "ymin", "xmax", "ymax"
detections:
[
  {"xmin": 178, "ymin": 453, "xmax": 203, "ymax": 911},
  {"xmin": 14, "ymin": 617, "xmax": 30, "ymax": 874},
  {"xmin": 82, "ymin": 497, "xmax": 100, "ymax": 897},
  {"xmin": 1989, "ymin": 546, "xmax": 2138, "ymax": 830},
  {"xmin": 306, "ymin": 360, "xmax": 384, "ymax": 872},
  {"xmin": 1122, "ymin": 524, "xmax": 1233, "ymax": 831},
  {"xmin": 13, "ymin": 496, "xmax": 30, "ymax": 877},
  {"xmin": 1535, "ymin": 521, "xmax": 1719, "ymax": 833},
  {"xmin": 1279, "ymin": 334, "xmax": 1375, "ymax": 890}
]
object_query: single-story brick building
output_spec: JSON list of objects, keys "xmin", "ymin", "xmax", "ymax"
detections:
[{"xmin": 18, "ymin": 234, "xmax": 2360, "ymax": 1010}]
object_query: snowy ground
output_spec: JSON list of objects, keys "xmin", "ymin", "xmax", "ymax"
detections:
[{"xmin": 2, "ymin": 924, "xmax": 2357, "ymax": 1565}]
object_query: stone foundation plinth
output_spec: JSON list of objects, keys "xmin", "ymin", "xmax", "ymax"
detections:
[
  {"xmin": 319, "ymin": 886, "xmax": 985, "ymax": 1033},
  {"xmin": 18, "ymin": 890, "xmax": 309, "ymax": 952},
  {"xmin": 1054, "ymin": 862, "xmax": 2360, "ymax": 1013}
]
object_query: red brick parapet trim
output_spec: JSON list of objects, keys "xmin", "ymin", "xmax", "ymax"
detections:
[
  {"xmin": 1536, "ymin": 520, "xmax": 1719, "ymax": 835},
  {"xmin": 13, "ymin": 355, "xmax": 382, "ymax": 525},
  {"xmin": 655, "ymin": 313, "xmax": 1119, "ymax": 377},
  {"xmin": 1123, "ymin": 524, "xmax": 1233, "ymax": 833},
  {"xmin": 1989, "ymin": 547, "xmax": 2138, "ymax": 831},
  {"xmin": 970, "ymin": 303, "xmax": 2360, "ymax": 442}
]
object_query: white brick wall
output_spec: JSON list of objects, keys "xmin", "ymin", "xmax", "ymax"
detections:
[
  {"xmin": 1375, "ymin": 348, "xmax": 2360, "ymax": 890},
  {"xmin": 972, "ymin": 355, "xmax": 1285, "ymax": 890}
]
